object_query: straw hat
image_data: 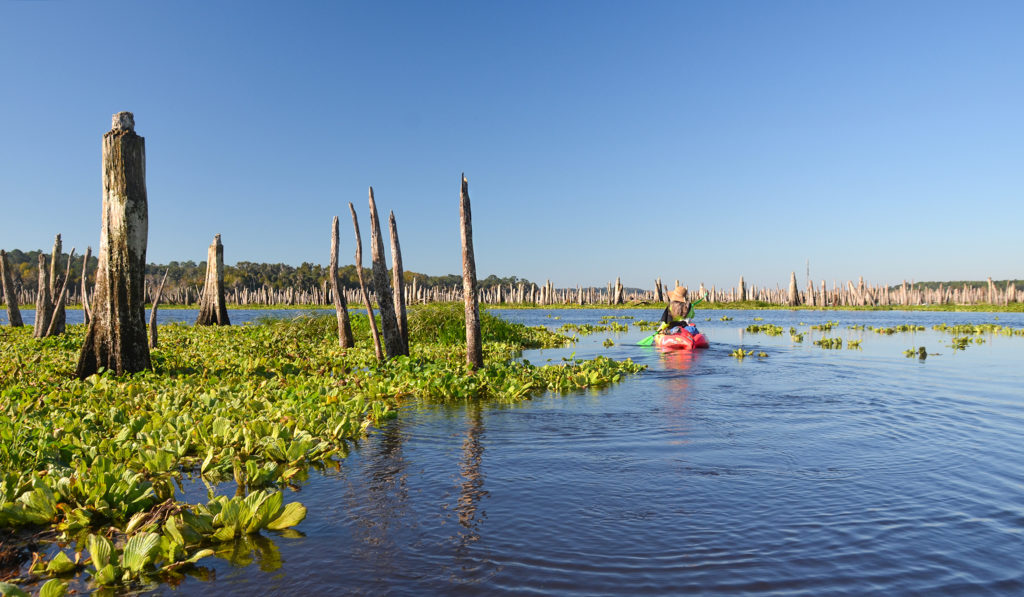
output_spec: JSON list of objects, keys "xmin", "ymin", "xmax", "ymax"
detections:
[{"xmin": 667, "ymin": 285, "xmax": 688, "ymax": 302}]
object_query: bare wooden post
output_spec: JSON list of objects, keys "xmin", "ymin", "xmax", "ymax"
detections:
[
  {"xmin": 330, "ymin": 216, "xmax": 355, "ymax": 349},
  {"xmin": 81, "ymin": 247, "xmax": 92, "ymax": 324},
  {"xmin": 149, "ymin": 269, "xmax": 168, "ymax": 348},
  {"xmin": 76, "ymin": 112, "xmax": 151, "ymax": 378},
  {"xmin": 613, "ymin": 277, "xmax": 624, "ymax": 304},
  {"xmin": 788, "ymin": 271, "xmax": 800, "ymax": 306},
  {"xmin": 32, "ymin": 254, "xmax": 52, "ymax": 338},
  {"xmin": 654, "ymin": 277, "xmax": 663, "ymax": 302},
  {"xmin": 388, "ymin": 211, "xmax": 408, "ymax": 351},
  {"xmin": 460, "ymin": 174, "xmax": 483, "ymax": 370},
  {"xmin": 46, "ymin": 248, "xmax": 75, "ymax": 337},
  {"xmin": 737, "ymin": 276, "xmax": 746, "ymax": 302},
  {"xmin": 0, "ymin": 250, "xmax": 24, "ymax": 327},
  {"xmin": 196, "ymin": 234, "xmax": 230, "ymax": 325},
  {"xmin": 349, "ymin": 202, "xmax": 383, "ymax": 361},
  {"xmin": 367, "ymin": 188, "xmax": 405, "ymax": 358}
]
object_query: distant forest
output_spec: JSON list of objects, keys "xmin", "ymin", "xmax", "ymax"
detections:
[
  {"xmin": 0, "ymin": 249, "xmax": 531, "ymax": 295},
  {"xmin": 894, "ymin": 280, "xmax": 1023, "ymax": 291}
]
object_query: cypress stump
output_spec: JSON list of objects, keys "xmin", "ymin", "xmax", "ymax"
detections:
[
  {"xmin": 196, "ymin": 234, "xmax": 230, "ymax": 325},
  {"xmin": 460, "ymin": 174, "xmax": 483, "ymax": 369},
  {"xmin": 367, "ymin": 188, "xmax": 405, "ymax": 358},
  {"xmin": 0, "ymin": 250, "xmax": 24, "ymax": 327},
  {"xmin": 76, "ymin": 112, "xmax": 151, "ymax": 378}
]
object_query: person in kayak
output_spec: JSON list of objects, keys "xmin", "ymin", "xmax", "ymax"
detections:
[{"xmin": 658, "ymin": 286, "xmax": 694, "ymax": 333}]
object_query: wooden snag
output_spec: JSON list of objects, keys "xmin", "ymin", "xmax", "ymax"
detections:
[
  {"xmin": 460, "ymin": 174, "xmax": 483, "ymax": 370},
  {"xmin": 389, "ymin": 211, "xmax": 408, "ymax": 352},
  {"xmin": 149, "ymin": 268, "xmax": 169, "ymax": 348},
  {"xmin": 196, "ymin": 234, "xmax": 230, "ymax": 326},
  {"xmin": 788, "ymin": 271, "xmax": 800, "ymax": 306},
  {"xmin": 364, "ymin": 189, "xmax": 405, "ymax": 358},
  {"xmin": 45, "ymin": 248, "xmax": 76, "ymax": 337},
  {"xmin": 81, "ymin": 247, "xmax": 92, "ymax": 324},
  {"xmin": 349, "ymin": 201, "xmax": 383, "ymax": 361},
  {"xmin": 76, "ymin": 111, "xmax": 152, "ymax": 378},
  {"xmin": 330, "ymin": 215, "xmax": 355, "ymax": 349},
  {"xmin": 0, "ymin": 249, "xmax": 24, "ymax": 327},
  {"xmin": 32, "ymin": 253, "xmax": 52, "ymax": 338},
  {"xmin": 45, "ymin": 234, "xmax": 68, "ymax": 334}
]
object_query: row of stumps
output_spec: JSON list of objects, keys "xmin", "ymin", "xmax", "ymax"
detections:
[{"xmin": 71, "ymin": 111, "xmax": 484, "ymax": 379}]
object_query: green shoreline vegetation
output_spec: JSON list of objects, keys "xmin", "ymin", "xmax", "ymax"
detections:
[{"xmin": 0, "ymin": 304, "xmax": 643, "ymax": 595}]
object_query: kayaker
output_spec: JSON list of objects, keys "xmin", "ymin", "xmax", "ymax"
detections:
[{"xmin": 658, "ymin": 286, "xmax": 693, "ymax": 333}]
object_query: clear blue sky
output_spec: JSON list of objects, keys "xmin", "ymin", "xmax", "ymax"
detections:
[{"xmin": 2, "ymin": 1, "xmax": 1021, "ymax": 291}]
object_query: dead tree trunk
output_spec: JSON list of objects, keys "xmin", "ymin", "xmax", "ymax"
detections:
[
  {"xmin": 788, "ymin": 271, "xmax": 800, "ymax": 306},
  {"xmin": 389, "ymin": 211, "xmax": 409, "ymax": 352},
  {"xmin": 81, "ymin": 247, "xmax": 92, "ymax": 325},
  {"xmin": 460, "ymin": 174, "xmax": 483, "ymax": 370},
  {"xmin": 46, "ymin": 248, "xmax": 75, "ymax": 337},
  {"xmin": 0, "ymin": 250, "xmax": 24, "ymax": 327},
  {"xmin": 196, "ymin": 234, "xmax": 230, "ymax": 325},
  {"xmin": 48, "ymin": 234, "xmax": 67, "ymax": 334},
  {"xmin": 368, "ymin": 188, "xmax": 405, "ymax": 358},
  {"xmin": 32, "ymin": 253, "xmax": 52, "ymax": 338},
  {"xmin": 149, "ymin": 269, "xmax": 168, "ymax": 348},
  {"xmin": 349, "ymin": 202, "xmax": 383, "ymax": 361},
  {"xmin": 76, "ymin": 112, "xmax": 151, "ymax": 378},
  {"xmin": 330, "ymin": 215, "xmax": 355, "ymax": 348},
  {"xmin": 737, "ymin": 276, "xmax": 746, "ymax": 302},
  {"xmin": 613, "ymin": 277, "xmax": 624, "ymax": 304}
]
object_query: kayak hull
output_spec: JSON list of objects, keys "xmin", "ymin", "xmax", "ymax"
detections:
[{"xmin": 654, "ymin": 330, "xmax": 709, "ymax": 350}]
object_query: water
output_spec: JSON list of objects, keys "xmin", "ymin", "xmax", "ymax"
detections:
[
  {"xmin": 0, "ymin": 307, "xmax": 330, "ymax": 326},
  {"xmin": 13, "ymin": 308, "xmax": 1024, "ymax": 594}
]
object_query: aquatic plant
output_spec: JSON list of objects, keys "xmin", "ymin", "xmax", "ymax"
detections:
[
  {"xmin": 729, "ymin": 348, "xmax": 753, "ymax": 359},
  {"xmin": 811, "ymin": 321, "xmax": 838, "ymax": 331},
  {"xmin": 0, "ymin": 307, "xmax": 645, "ymax": 592},
  {"xmin": 814, "ymin": 337, "xmax": 843, "ymax": 349},
  {"xmin": 745, "ymin": 324, "xmax": 784, "ymax": 336}
]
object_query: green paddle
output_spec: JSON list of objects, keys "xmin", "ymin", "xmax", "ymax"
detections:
[{"xmin": 637, "ymin": 296, "xmax": 706, "ymax": 346}]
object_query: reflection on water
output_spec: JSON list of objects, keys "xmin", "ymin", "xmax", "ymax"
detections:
[
  {"xmin": 456, "ymin": 404, "xmax": 487, "ymax": 546},
  {"xmin": 135, "ymin": 309, "xmax": 1024, "ymax": 595}
]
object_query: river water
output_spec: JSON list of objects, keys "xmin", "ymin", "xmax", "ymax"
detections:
[{"xmin": 10, "ymin": 307, "xmax": 1024, "ymax": 594}]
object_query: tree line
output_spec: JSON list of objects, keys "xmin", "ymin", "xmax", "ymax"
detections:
[{"xmin": 0, "ymin": 249, "xmax": 531, "ymax": 296}]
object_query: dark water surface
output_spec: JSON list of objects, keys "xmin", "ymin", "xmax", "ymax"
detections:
[{"xmin": 16, "ymin": 307, "xmax": 1024, "ymax": 595}]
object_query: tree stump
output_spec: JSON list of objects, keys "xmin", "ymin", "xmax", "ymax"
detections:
[
  {"xmin": 0, "ymin": 250, "xmax": 24, "ymax": 327},
  {"xmin": 349, "ymin": 202, "xmax": 383, "ymax": 361},
  {"xmin": 388, "ymin": 211, "xmax": 408, "ymax": 351},
  {"xmin": 46, "ymin": 248, "xmax": 75, "ymax": 337},
  {"xmin": 196, "ymin": 234, "xmax": 230, "ymax": 325},
  {"xmin": 149, "ymin": 269, "xmax": 169, "ymax": 348},
  {"xmin": 460, "ymin": 174, "xmax": 483, "ymax": 370},
  {"xmin": 367, "ymin": 188, "xmax": 405, "ymax": 358},
  {"xmin": 737, "ymin": 276, "xmax": 746, "ymax": 302},
  {"xmin": 329, "ymin": 216, "xmax": 355, "ymax": 348},
  {"xmin": 48, "ymin": 234, "xmax": 67, "ymax": 334},
  {"xmin": 76, "ymin": 112, "xmax": 151, "ymax": 378},
  {"xmin": 81, "ymin": 247, "xmax": 92, "ymax": 324},
  {"xmin": 32, "ymin": 253, "xmax": 52, "ymax": 338},
  {"xmin": 788, "ymin": 271, "xmax": 800, "ymax": 306}
]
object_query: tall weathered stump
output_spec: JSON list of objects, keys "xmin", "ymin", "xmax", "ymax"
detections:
[
  {"xmin": 368, "ymin": 188, "xmax": 406, "ymax": 358},
  {"xmin": 196, "ymin": 234, "xmax": 230, "ymax": 325},
  {"xmin": 76, "ymin": 112, "xmax": 151, "ymax": 378},
  {"xmin": 0, "ymin": 250, "xmax": 24, "ymax": 327},
  {"xmin": 460, "ymin": 174, "xmax": 483, "ymax": 370}
]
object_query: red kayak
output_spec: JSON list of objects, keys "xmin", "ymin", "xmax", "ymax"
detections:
[{"xmin": 654, "ymin": 329, "xmax": 709, "ymax": 350}]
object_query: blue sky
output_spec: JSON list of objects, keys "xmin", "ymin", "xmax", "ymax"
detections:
[{"xmin": 2, "ymin": 1, "xmax": 1021, "ymax": 290}]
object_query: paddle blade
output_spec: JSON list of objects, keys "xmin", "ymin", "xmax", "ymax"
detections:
[{"xmin": 637, "ymin": 333, "xmax": 657, "ymax": 346}]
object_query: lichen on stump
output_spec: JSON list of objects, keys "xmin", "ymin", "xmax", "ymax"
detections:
[{"xmin": 76, "ymin": 111, "xmax": 151, "ymax": 378}]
